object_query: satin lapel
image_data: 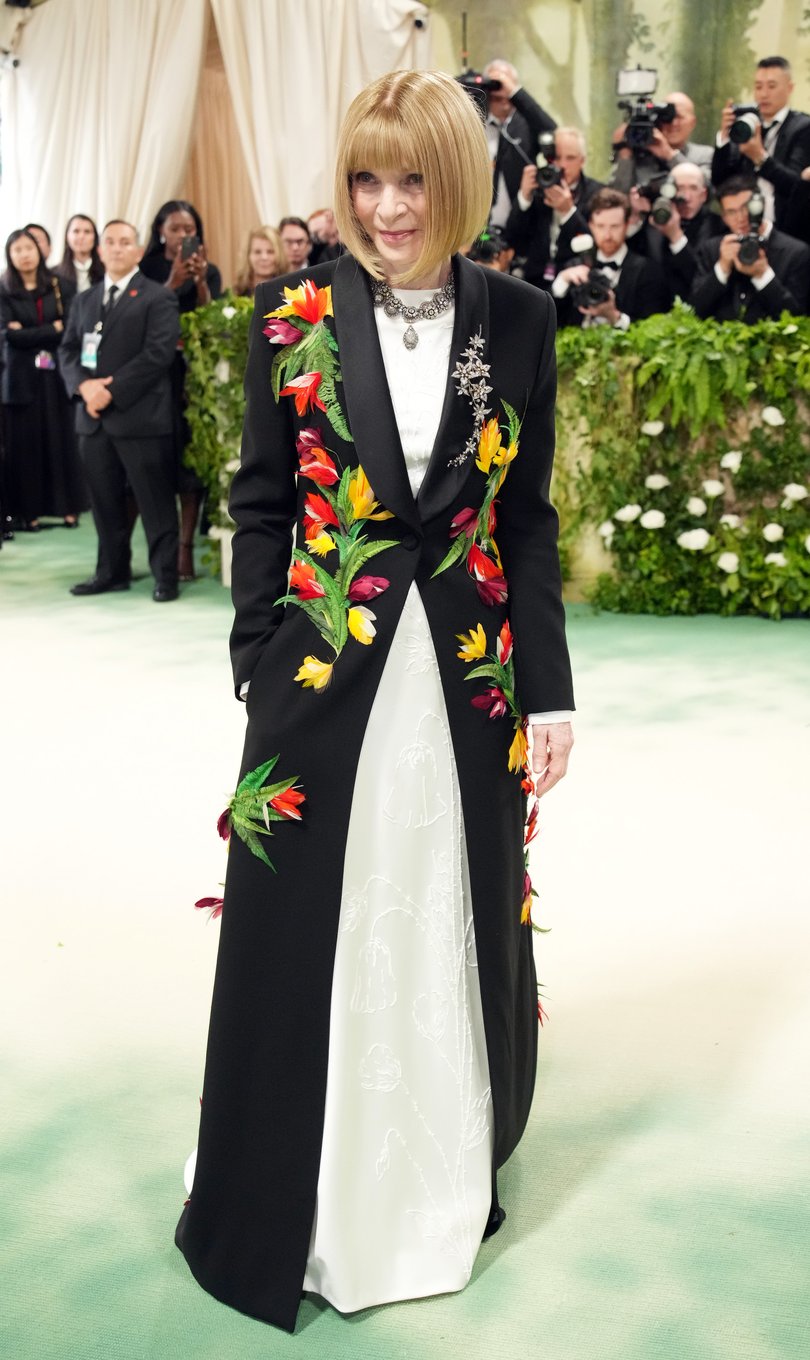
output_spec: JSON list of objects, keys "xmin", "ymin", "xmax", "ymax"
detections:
[
  {"xmin": 100, "ymin": 270, "xmax": 144, "ymax": 342},
  {"xmin": 331, "ymin": 257, "xmax": 420, "ymax": 534},
  {"xmin": 416, "ymin": 254, "xmax": 490, "ymax": 525}
]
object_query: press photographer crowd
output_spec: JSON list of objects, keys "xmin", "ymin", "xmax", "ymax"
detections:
[{"xmin": 2, "ymin": 51, "xmax": 809, "ymax": 596}]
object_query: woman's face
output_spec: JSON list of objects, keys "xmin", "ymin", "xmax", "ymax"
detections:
[
  {"xmin": 162, "ymin": 211, "xmax": 198, "ymax": 255},
  {"xmin": 9, "ymin": 234, "xmax": 41, "ymax": 277},
  {"xmin": 351, "ymin": 168, "xmax": 429, "ymax": 284},
  {"xmin": 67, "ymin": 217, "xmax": 96, "ymax": 261},
  {"xmin": 248, "ymin": 235, "xmax": 279, "ymax": 280}
]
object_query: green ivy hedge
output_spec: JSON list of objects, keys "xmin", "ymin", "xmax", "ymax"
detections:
[{"xmin": 182, "ymin": 297, "xmax": 810, "ymax": 618}]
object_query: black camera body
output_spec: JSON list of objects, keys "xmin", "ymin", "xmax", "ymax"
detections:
[
  {"xmin": 537, "ymin": 163, "xmax": 564, "ymax": 190},
  {"xmin": 618, "ymin": 97, "xmax": 677, "ymax": 150},
  {"xmin": 635, "ymin": 173, "xmax": 681, "ymax": 224},
  {"xmin": 570, "ymin": 270, "xmax": 614, "ymax": 310},
  {"xmin": 729, "ymin": 105, "xmax": 761, "ymax": 145},
  {"xmin": 736, "ymin": 192, "xmax": 766, "ymax": 265}
]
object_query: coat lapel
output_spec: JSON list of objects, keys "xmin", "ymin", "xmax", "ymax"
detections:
[
  {"xmin": 416, "ymin": 253, "xmax": 490, "ymax": 526},
  {"xmin": 100, "ymin": 270, "xmax": 144, "ymax": 343},
  {"xmin": 331, "ymin": 258, "xmax": 421, "ymax": 534}
]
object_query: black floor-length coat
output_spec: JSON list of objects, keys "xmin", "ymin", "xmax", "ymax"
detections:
[{"xmin": 176, "ymin": 252, "xmax": 575, "ymax": 1332}]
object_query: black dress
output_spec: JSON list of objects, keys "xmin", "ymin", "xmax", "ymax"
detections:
[{"xmin": 0, "ymin": 279, "xmax": 86, "ymax": 522}]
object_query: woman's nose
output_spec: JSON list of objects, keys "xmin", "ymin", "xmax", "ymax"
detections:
[{"xmin": 377, "ymin": 183, "xmax": 405, "ymax": 220}]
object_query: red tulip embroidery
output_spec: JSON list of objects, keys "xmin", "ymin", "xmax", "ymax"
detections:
[
  {"xmin": 264, "ymin": 280, "xmax": 352, "ymax": 442},
  {"xmin": 217, "ymin": 755, "xmax": 306, "ymax": 870}
]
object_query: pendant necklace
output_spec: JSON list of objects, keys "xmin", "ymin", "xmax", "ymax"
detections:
[{"xmin": 371, "ymin": 276, "xmax": 455, "ymax": 350}]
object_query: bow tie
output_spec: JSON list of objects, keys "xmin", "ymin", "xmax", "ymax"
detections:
[{"xmin": 596, "ymin": 258, "xmax": 620, "ymax": 271}]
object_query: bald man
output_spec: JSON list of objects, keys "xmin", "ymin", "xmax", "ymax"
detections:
[{"xmin": 611, "ymin": 90, "xmax": 713, "ymax": 193}]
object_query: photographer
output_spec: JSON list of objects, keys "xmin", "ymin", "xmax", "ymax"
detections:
[
  {"xmin": 646, "ymin": 162, "xmax": 725, "ymax": 301},
  {"xmin": 483, "ymin": 58, "xmax": 557, "ymax": 228},
  {"xmin": 691, "ymin": 176, "xmax": 809, "ymax": 322},
  {"xmin": 505, "ymin": 127, "xmax": 603, "ymax": 288},
  {"xmin": 611, "ymin": 91, "xmax": 713, "ymax": 193},
  {"xmin": 552, "ymin": 188, "xmax": 670, "ymax": 329},
  {"xmin": 712, "ymin": 57, "xmax": 810, "ymax": 230}
]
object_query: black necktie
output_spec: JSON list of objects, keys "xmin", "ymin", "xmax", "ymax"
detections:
[{"xmin": 101, "ymin": 284, "xmax": 118, "ymax": 320}]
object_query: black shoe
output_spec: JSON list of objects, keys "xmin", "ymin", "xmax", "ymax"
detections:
[
  {"xmin": 70, "ymin": 576, "xmax": 131, "ymax": 596},
  {"xmin": 63, "ymin": 517, "xmax": 79, "ymax": 529},
  {"xmin": 482, "ymin": 1203, "xmax": 506, "ymax": 1240},
  {"xmin": 153, "ymin": 584, "xmax": 179, "ymax": 602}
]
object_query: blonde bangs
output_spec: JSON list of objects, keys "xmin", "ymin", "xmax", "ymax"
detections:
[{"xmin": 334, "ymin": 70, "xmax": 492, "ymax": 284}]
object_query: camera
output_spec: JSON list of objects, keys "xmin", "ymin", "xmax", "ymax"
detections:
[
  {"xmin": 456, "ymin": 68, "xmax": 500, "ymax": 117},
  {"xmin": 729, "ymin": 105, "xmax": 760, "ymax": 144},
  {"xmin": 534, "ymin": 131, "xmax": 563, "ymax": 189},
  {"xmin": 736, "ymin": 192, "xmax": 766, "ymax": 265},
  {"xmin": 637, "ymin": 175, "xmax": 680, "ymax": 224},
  {"xmin": 537, "ymin": 163, "xmax": 564, "ymax": 189},
  {"xmin": 615, "ymin": 67, "xmax": 676, "ymax": 151},
  {"xmin": 570, "ymin": 270, "xmax": 614, "ymax": 309}
]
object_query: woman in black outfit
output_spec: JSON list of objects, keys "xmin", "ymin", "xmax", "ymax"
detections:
[
  {"xmin": 140, "ymin": 200, "xmax": 222, "ymax": 581},
  {"xmin": 0, "ymin": 229, "xmax": 84, "ymax": 531},
  {"xmin": 56, "ymin": 214, "xmax": 104, "ymax": 294}
]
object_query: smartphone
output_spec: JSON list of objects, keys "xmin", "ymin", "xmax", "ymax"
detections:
[{"xmin": 181, "ymin": 234, "xmax": 201, "ymax": 260}]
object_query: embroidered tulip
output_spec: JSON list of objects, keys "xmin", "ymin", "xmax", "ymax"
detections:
[
  {"xmin": 298, "ymin": 444, "xmax": 339, "ymax": 486},
  {"xmin": 493, "ymin": 440, "xmax": 518, "ymax": 468},
  {"xmin": 307, "ymin": 531, "xmax": 336, "ymax": 557},
  {"xmin": 471, "ymin": 686, "xmax": 509, "ymax": 718},
  {"xmin": 348, "ymin": 575, "xmax": 390, "ymax": 601},
  {"xmin": 295, "ymin": 656, "xmax": 334, "ymax": 690},
  {"xmin": 268, "ymin": 787, "xmax": 306, "ymax": 820},
  {"xmin": 456, "ymin": 623, "xmax": 488, "ymax": 662},
  {"xmin": 263, "ymin": 316, "xmax": 303, "ymax": 346},
  {"xmin": 280, "ymin": 371, "xmax": 327, "ymax": 416},
  {"xmin": 508, "ymin": 725, "xmax": 529, "ymax": 774},
  {"xmin": 520, "ymin": 871, "xmax": 534, "ymax": 924},
  {"xmin": 266, "ymin": 279, "xmax": 333, "ymax": 323},
  {"xmin": 304, "ymin": 491, "xmax": 340, "ymax": 537},
  {"xmin": 194, "ymin": 896, "xmax": 224, "ymax": 920},
  {"xmin": 296, "ymin": 427, "xmax": 324, "ymax": 453},
  {"xmin": 487, "ymin": 501, "xmax": 498, "ymax": 537},
  {"xmin": 496, "ymin": 620, "xmax": 513, "ymax": 665},
  {"xmin": 289, "ymin": 560, "xmax": 325, "ymax": 600},
  {"xmin": 450, "ymin": 506, "xmax": 478, "ymax": 539},
  {"xmin": 476, "ymin": 418, "xmax": 503, "ymax": 473},
  {"xmin": 216, "ymin": 809, "xmax": 231, "ymax": 841},
  {"xmin": 469, "ymin": 545, "xmax": 509, "ymax": 605},
  {"xmin": 525, "ymin": 800, "xmax": 539, "ymax": 846},
  {"xmin": 348, "ymin": 606, "xmax": 377, "ymax": 644},
  {"xmin": 348, "ymin": 466, "xmax": 394, "ymax": 521}
]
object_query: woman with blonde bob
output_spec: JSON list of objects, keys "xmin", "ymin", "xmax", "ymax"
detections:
[
  {"xmin": 233, "ymin": 224, "xmax": 289, "ymax": 297},
  {"xmin": 177, "ymin": 69, "xmax": 574, "ymax": 1334}
]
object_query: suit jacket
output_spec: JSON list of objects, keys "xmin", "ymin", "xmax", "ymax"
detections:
[
  {"xmin": 691, "ymin": 227, "xmax": 810, "ymax": 321},
  {"xmin": 176, "ymin": 253, "xmax": 574, "ymax": 1332},
  {"xmin": 711, "ymin": 110, "xmax": 810, "ymax": 226},
  {"xmin": 493, "ymin": 87, "xmax": 557, "ymax": 203},
  {"xmin": 59, "ymin": 271, "xmax": 179, "ymax": 437},
  {"xmin": 505, "ymin": 172, "xmax": 603, "ymax": 288},
  {"xmin": 611, "ymin": 139, "xmax": 714, "ymax": 194},
  {"xmin": 555, "ymin": 249, "xmax": 671, "ymax": 327},
  {"xmin": 0, "ymin": 278, "xmax": 75, "ymax": 405},
  {"xmin": 630, "ymin": 208, "xmax": 725, "ymax": 302}
]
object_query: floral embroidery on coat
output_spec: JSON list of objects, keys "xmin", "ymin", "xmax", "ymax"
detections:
[
  {"xmin": 217, "ymin": 755, "xmax": 306, "ymax": 870},
  {"xmin": 277, "ymin": 429, "xmax": 399, "ymax": 691},
  {"xmin": 264, "ymin": 280, "xmax": 353, "ymax": 443},
  {"xmin": 434, "ymin": 401, "xmax": 522, "ymax": 605}
]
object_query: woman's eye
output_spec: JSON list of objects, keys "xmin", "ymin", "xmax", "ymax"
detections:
[
  {"xmin": 405, "ymin": 174, "xmax": 423, "ymax": 187},
  {"xmin": 353, "ymin": 171, "xmax": 376, "ymax": 186}
]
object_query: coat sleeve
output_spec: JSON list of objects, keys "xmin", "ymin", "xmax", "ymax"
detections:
[
  {"xmin": 511, "ymin": 87, "xmax": 556, "ymax": 141},
  {"xmin": 228, "ymin": 284, "xmax": 298, "ymax": 696},
  {"xmin": 108, "ymin": 289, "xmax": 179, "ymax": 410},
  {"xmin": 760, "ymin": 119, "xmax": 810, "ymax": 201},
  {"xmin": 58, "ymin": 293, "xmax": 85, "ymax": 396},
  {"xmin": 496, "ymin": 290, "xmax": 574, "ymax": 713},
  {"xmin": 690, "ymin": 244, "xmax": 728, "ymax": 318}
]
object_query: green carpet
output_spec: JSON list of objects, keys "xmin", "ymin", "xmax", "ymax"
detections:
[{"xmin": 2, "ymin": 520, "xmax": 809, "ymax": 1359}]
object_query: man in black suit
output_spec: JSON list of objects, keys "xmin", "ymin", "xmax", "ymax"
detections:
[
  {"xmin": 483, "ymin": 58, "xmax": 556, "ymax": 230},
  {"xmin": 711, "ymin": 56, "xmax": 810, "ymax": 231},
  {"xmin": 552, "ymin": 188, "xmax": 671, "ymax": 328},
  {"xmin": 691, "ymin": 176, "xmax": 810, "ymax": 322},
  {"xmin": 611, "ymin": 90, "xmax": 714, "ymax": 193},
  {"xmin": 59, "ymin": 220, "xmax": 180, "ymax": 600},
  {"xmin": 505, "ymin": 126, "xmax": 602, "ymax": 289},
  {"xmin": 647, "ymin": 162, "xmax": 725, "ymax": 300}
]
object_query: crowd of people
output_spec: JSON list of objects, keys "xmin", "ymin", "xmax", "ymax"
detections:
[{"xmin": 2, "ymin": 51, "xmax": 809, "ymax": 590}]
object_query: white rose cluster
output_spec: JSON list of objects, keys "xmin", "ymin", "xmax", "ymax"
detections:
[
  {"xmin": 614, "ymin": 504, "xmax": 642, "ymax": 523},
  {"xmin": 762, "ymin": 523, "xmax": 784, "ymax": 543},
  {"xmin": 687, "ymin": 497, "xmax": 707, "ymax": 517},
  {"xmin": 641, "ymin": 420, "xmax": 665, "ymax": 437},
  {"xmin": 702, "ymin": 479, "xmax": 724, "ymax": 498},
  {"xmin": 764, "ymin": 552, "xmax": 787, "ymax": 567},
  {"xmin": 644, "ymin": 473, "xmax": 670, "ymax": 490},
  {"xmin": 720, "ymin": 450, "xmax": 742, "ymax": 472},
  {"xmin": 677, "ymin": 529, "xmax": 711, "ymax": 551},
  {"xmin": 717, "ymin": 552, "xmax": 739, "ymax": 574},
  {"xmin": 761, "ymin": 406, "xmax": 786, "ymax": 427},
  {"xmin": 639, "ymin": 509, "xmax": 666, "ymax": 529}
]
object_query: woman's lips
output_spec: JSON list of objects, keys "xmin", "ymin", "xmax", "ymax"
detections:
[{"xmin": 378, "ymin": 230, "xmax": 415, "ymax": 243}]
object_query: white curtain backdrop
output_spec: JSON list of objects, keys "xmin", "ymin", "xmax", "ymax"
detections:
[
  {"xmin": 209, "ymin": 0, "xmax": 431, "ymax": 223},
  {"xmin": 0, "ymin": 0, "xmax": 208, "ymax": 253}
]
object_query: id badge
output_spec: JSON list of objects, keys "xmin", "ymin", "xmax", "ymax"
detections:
[{"xmin": 81, "ymin": 332, "xmax": 100, "ymax": 371}]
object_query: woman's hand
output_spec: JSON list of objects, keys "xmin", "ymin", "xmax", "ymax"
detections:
[
  {"xmin": 166, "ymin": 249, "xmax": 197, "ymax": 291},
  {"xmin": 531, "ymin": 721, "xmax": 574, "ymax": 798}
]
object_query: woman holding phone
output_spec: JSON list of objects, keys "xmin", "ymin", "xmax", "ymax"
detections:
[{"xmin": 140, "ymin": 201, "xmax": 222, "ymax": 580}]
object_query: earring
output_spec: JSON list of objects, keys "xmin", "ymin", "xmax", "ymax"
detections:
[{"xmin": 160, "ymin": 235, "xmax": 166, "ymax": 244}]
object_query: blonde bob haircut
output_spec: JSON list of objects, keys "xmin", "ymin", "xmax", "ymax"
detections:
[
  {"xmin": 234, "ymin": 225, "xmax": 289, "ymax": 296},
  {"xmin": 334, "ymin": 70, "xmax": 492, "ymax": 284}
]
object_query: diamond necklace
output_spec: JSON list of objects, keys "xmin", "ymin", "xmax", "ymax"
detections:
[{"xmin": 371, "ymin": 276, "xmax": 455, "ymax": 350}]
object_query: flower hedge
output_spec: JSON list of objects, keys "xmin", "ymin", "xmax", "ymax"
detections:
[{"xmin": 182, "ymin": 297, "xmax": 810, "ymax": 618}]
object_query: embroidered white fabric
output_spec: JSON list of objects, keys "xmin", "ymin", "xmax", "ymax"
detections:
[{"xmin": 302, "ymin": 293, "xmax": 495, "ymax": 1311}]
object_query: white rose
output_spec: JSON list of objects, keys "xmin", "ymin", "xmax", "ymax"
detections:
[
  {"xmin": 639, "ymin": 509, "xmax": 666, "ymax": 529},
  {"xmin": 221, "ymin": 305, "xmax": 237, "ymax": 319},
  {"xmin": 761, "ymin": 406, "xmax": 785, "ymax": 427},
  {"xmin": 717, "ymin": 552, "xmax": 739, "ymax": 574},
  {"xmin": 764, "ymin": 552, "xmax": 787, "ymax": 567},
  {"xmin": 597, "ymin": 520, "xmax": 615, "ymax": 538},
  {"xmin": 702, "ymin": 479, "xmax": 724, "ymax": 498},
  {"xmin": 644, "ymin": 473, "xmax": 670, "ymax": 490},
  {"xmin": 720, "ymin": 513, "xmax": 741, "ymax": 528},
  {"xmin": 720, "ymin": 450, "xmax": 742, "ymax": 472},
  {"xmin": 677, "ymin": 528, "xmax": 711, "ymax": 551},
  {"xmin": 687, "ymin": 497, "xmax": 707, "ymax": 516},
  {"xmin": 614, "ymin": 504, "xmax": 642, "ymax": 523},
  {"xmin": 641, "ymin": 420, "xmax": 665, "ymax": 437},
  {"xmin": 783, "ymin": 483, "xmax": 808, "ymax": 502},
  {"xmin": 762, "ymin": 523, "xmax": 784, "ymax": 542}
]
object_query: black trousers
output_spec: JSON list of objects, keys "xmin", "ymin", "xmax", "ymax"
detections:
[{"xmin": 79, "ymin": 428, "xmax": 178, "ymax": 586}]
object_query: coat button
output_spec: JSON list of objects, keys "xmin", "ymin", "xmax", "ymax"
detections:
[{"xmin": 401, "ymin": 533, "xmax": 420, "ymax": 551}]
